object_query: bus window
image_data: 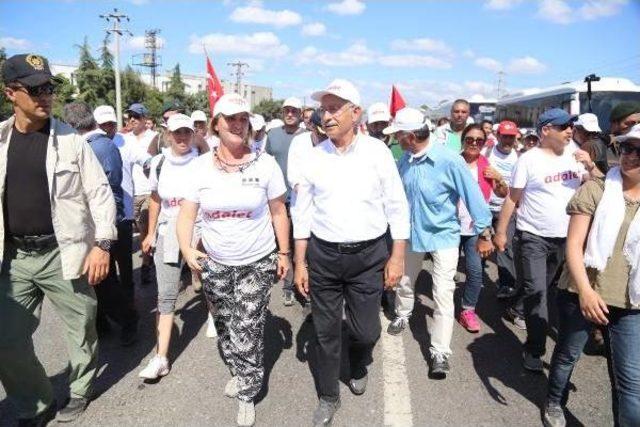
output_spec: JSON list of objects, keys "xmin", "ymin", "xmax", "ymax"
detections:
[{"xmin": 580, "ymin": 91, "xmax": 640, "ymax": 133}]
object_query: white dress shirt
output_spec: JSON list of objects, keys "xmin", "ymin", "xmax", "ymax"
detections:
[
  {"xmin": 292, "ymin": 133, "xmax": 410, "ymax": 243},
  {"xmin": 113, "ymin": 133, "xmax": 152, "ymax": 220}
]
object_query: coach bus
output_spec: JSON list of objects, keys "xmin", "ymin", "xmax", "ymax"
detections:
[
  {"xmin": 495, "ymin": 77, "xmax": 640, "ymax": 134},
  {"xmin": 430, "ymin": 97, "xmax": 497, "ymax": 124}
]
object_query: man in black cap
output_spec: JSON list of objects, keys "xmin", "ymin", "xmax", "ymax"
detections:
[
  {"xmin": 610, "ymin": 101, "xmax": 640, "ymax": 137},
  {"xmin": 0, "ymin": 53, "xmax": 117, "ymax": 424}
]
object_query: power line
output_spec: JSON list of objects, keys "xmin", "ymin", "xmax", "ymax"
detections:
[{"xmin": 227, "ymin": 61, "xmax": 249, "ymax": 95}]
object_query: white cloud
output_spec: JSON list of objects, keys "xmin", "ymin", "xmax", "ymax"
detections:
[
  {"xmin": 484, "ymin": 0, "xmax": 523, "ymax": 10},
  {"xmin": 378, "ymin": 55, "xmax": 451, "ymax": 69},
  {"xmin": 0, "ymin": 37, "xmax": 31, "ymax": 50},
  {"xmin": 578, "ymin": 0, "xmax": 627, "ymax": 20},
  {"xmin": 230, "ymin": 3, "xmax": 302, "ymax": 27},
  {"xmin": 474, "ymin": 57, "xmax": 503, "ymax": 72},
  {"xmin": 127, "ymin": 35, "xmax": 165, "ymax": 50},
  {"xmin": 507, "ymin": 56, "xmax": 547, "ymax": 74},
  {"xmin": 189, "ymin": 32, "xmax": 289, "ymax": 58},
  {"xmin": 301, "ymin": 22, "xmax": 327, "ymax": 37},
  {"xmin": 327, "ymin": 0, "xmax": 366, "ymax": 16},
  {"xmin": 127, "ymin": 0, "xmax": 149, "ymax": 5},
  {"xmin": 389, "ymin": 38, "xmax": 452, "ymax": 57},
  {"xmin": 462, "ymin": 49, "xmax": 476, "ymax": 59},
  {"xmin": 296, "ymin": 42, "xmax": 374, "ymax": 67},
  {"xmin": 537, "ymin": 0, "xmax": 574, "ymax": 24}
]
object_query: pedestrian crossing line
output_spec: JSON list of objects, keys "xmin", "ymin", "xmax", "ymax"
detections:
[{"xmin": 380, "ymin": 315, "xmax": 413, "ymax": 427}]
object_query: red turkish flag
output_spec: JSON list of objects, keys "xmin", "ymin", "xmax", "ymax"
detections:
[
  {"xmin": 389, "ymin": 85, "xmax": 406, "ymax": 118},
  {"xmin": 206, "ymin": 54, "xmax": 224, "ymax": 116}
]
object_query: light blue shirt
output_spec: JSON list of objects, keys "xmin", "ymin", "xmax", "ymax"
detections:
[{"xmin": 398, "ymin": 143, "xmax": 492, "ymax": 253}]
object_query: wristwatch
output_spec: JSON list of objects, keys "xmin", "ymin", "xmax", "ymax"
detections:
[
  {"xmin": 479, "ymin": 227, "xmax": 494, "ymax": 241},
  {"xmin": 95, "ymin": 239, "xmax": 113, "ymax": 252}
]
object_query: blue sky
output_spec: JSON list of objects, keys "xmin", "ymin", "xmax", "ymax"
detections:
[{"xmin": 1, "ymin": 0, "xmax": 639, "ymax": 108}]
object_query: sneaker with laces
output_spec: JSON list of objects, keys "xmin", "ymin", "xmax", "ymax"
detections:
[
  {"xmin": 458, "ymin": 309, "xmax": 481, "ymax": 333},
  {"xmin": 496, "ymin": 286, "xmax": 518, "ymax": 299},
  {"xmin": 57, "ymin": 397, "xmax": 89, "ymax": 423},
  {"xmin": 138, "ymin": 355, "xmax": 170, "ymax": 380},
  {"xmin": 523, "ymin": 351, "xmax": 544, "ymax": 373},
  {"xmin": 506, "ymin": 307, "xmax": 527, "ymax": 330},
  {"xmin": 429, "ymin": 352, "xmax": 450, "ymax": 379},
  {"xmin": 225, "ymin": 376, "xmax": 239, "ymax": 398},
  {"xmin": 312, "ymin": 397, "xmax": 341, "ymax": 427},
  {"xmin": 237, "ymin": 399, "xmax": 255, "ymax": 427},
  {"xmin": 387, "ymin": 316, "xmax": 407, "ymax": 335},
  {"xmin": 543, "ymin": 401, "xmax": 566, "ymax": 427},
  {"xmin": 283, "ymin": 289, "xmax": 295, "ymax": 306}
]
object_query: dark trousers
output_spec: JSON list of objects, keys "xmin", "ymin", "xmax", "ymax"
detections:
[
  {"xmin": 308, "ymin": 235, "xmax": 389, "ymax": 399},
  {"xmin": 517, "ymin": 230, "xmax": 566, "ymax": 357},
  {"xmin": 491, "ymin": 211, "xmax": 517, "ymax": 289},
  {"xmin": 113, "ymin": 220, "xmax": 134, "ymax": 297}
]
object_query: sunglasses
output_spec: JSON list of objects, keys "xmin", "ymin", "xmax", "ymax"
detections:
[
  {"xmin": 619, "ymin": 142, "xmax": 640, "ymax": 156},
  {"xmin": 463, "ymin": 136, "xmax": 486, "ymax": 146},
  {"xmin": 550, "ymin": 122, "xmax": 574, "ymax": 131},
  {"xmin": 16, "ymin": 83, "xmax": 55, "ymax": 97},
  {"xmin": 129, "ymin": 112, "xmax": 143, "ymax": 120}
]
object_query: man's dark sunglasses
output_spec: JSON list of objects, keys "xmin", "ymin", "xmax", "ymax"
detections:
[
  {"xmin": 129, "ymin": 112, "xmax": 143, "ymax": 120},
  {"xmin": 619, "ymin": 141, "xmax": 640, "ymax": 156},
  {"xmin": 16, "ymin": 83, "xmax": 55, "ymax": 97},
  {"xmin": 551, "ymin": 122, "xmax": 574, "ymax": 131}
]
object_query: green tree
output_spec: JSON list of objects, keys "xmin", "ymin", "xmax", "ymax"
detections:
[
  {"xmin": 74, "ymin": 37, "xmax": 103, "ymax": 106},
  {"xmin": 99, "ymin": 35, "xmax": 115, "ymax": 107},
  {"xmin": 184, "ymin": 90, "xmax": 209, "ymax": 115},
  {"xmin": 253, "ymin": 98, "xmax": 283, "ymax": 121},
  {"xmin": 166, "ymin": 63, "xmax": 186, "ymax": 103},
  {"xmin": 52, "ymin": 75, "xmax": 77, "ymax": 119}
]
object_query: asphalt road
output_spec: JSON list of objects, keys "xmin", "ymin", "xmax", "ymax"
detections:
[{"xmin": 0, "ymin": 252, "xmax": 612, "ymax": 426}]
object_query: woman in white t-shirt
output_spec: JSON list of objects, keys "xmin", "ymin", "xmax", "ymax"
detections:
[
  {"xmin": 176, "ymin": 94, "xmax": 290, "ymax": 427},
  {"xmin": 457, "ymin": 124, "xmax": 507, "ymax": 333},
  {"xmin": 138, "ymin": 114, "xmax": 200, "ymax": 381}
]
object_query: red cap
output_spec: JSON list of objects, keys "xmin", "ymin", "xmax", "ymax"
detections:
[{"xmin": 498, "ymin": 120, "xmax": 518, "ymax": 136}]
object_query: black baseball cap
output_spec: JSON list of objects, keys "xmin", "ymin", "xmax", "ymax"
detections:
[
  {"xmin": 1, "ymin": 53, "xmax": 62, "ymax": 87},
  {"xmin": 162, "ymin": 100, "xmax": 185, "ymax": 115}
]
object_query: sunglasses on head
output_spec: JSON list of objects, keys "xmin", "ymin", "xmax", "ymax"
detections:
[
  {"xmin": 619, "ymin": 141, "xmax": 640, "ymax": 156},
  {"xmin": 463, "ymin": 136, "xmax": 486, "ymax": 146}
]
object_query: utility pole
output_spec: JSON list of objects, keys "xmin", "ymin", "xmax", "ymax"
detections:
[
  {"xmin": 496, "ymin": 71, "xmax": 506, "ymax": 99},
  {"xmin": 227, "ymin": 61, "xmax": 249, "ymax": 95},
  {"xmin": 584, "ymin": 73, "xmax": 601, "ymax": 113},
  {"xmin": 100, "ymin": 8, "xmax": 132, "ymax": 129},
  {"xmin": 133, "ymin": 29, "xmax": 162, "ymax": 90}
]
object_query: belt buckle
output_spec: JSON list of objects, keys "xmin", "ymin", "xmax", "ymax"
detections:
[{"xmin": 337, "ymin": 242, "xmax": 358, "ymax": 254}]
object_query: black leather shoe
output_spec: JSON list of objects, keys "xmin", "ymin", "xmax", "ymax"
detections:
[
  {"xmin": 57, "ymin": 397, "xmax": 89, "ymax": 423},
  {"xmin": 312, "ymin": 397, "xmax": 341, "ymax": 426},
  {"xmin": 348, "ymin": 373, "xmax": 368, "ymax": 395},
  {"xmin": 18, "ymin": 401, "xmax": 56, "ymax": 427}
]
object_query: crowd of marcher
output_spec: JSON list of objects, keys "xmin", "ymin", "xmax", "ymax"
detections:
[{"xmin": 1, "ymin": 53, "xmax": 639, "ymax": 427}]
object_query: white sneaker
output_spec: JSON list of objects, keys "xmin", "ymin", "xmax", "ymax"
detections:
[
  {"xmin": 225, "ymin": 376, "xmax": 239, "ymax": 398},
  {"xmin": 206, "ymin": 313, "xmax": 217, "ymax": 338},
  {"xmin": 138, "ymin": 355, "xmax": 170, "ymax": 379},
  {"xmin": 237, "ymin": 400, "xmax": 255, "ymax": 427}
]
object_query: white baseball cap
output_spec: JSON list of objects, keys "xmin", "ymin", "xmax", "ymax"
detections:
[
  {"xmin": 213, "ymin": 93, "xmax": 250, "ymax": 117},
  {"xmin": 94, "ymin": 105, "xmax": 117, "ymax": 125},
  {"xmin": 283, "ymin": 97, "xmax": 302, "ymax": 110},
  {"xmin": 616, "ymin": 123, "xmax": 640, "ymax": 142},
  {"xmin": 574, "ymin": 113, "xmax": 602, "ymax": 133},
  {"xmin": 167, "ymin": 113, "xmax": 194, "ymax": 132},
  {"xmin": 250, "ymin": 113, "xmax": 266, "ymax": 130},
  {"xmin": 383, "ymin": 107, "xmax": 432, "ymax": 135},
  {"xmin": 266, "ymin": 118, "xmax": 284, "ymax": 132},
  {"xmin": 190, "ymin": 110, "xmax": 207, "ymax": 123},
  {"xmin": 311, "ymin": 79, "xmax": 361, "ymax": 107},
  {"xmin": 367, "ymin": 102, "xmax": 391, "ymax": 124}
]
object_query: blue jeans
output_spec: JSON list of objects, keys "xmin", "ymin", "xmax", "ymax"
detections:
[
  {"xmin": 460, "ymin": 235, "xmax": 483, "ymax": 309},
  {"xmin": 547, "ymin": 291, "xmax": 640, "ymax": 427}
]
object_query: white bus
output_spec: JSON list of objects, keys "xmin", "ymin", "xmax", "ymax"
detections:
[
  {"xmin": 495, "ymin": 77, "xmax": 640, "ymax": 133},
  {"xmin": 430, "ymin": 97, "xmax": 497, "ymax": 124}
]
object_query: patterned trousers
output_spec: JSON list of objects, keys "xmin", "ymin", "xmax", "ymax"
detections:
[{"xmin": 200, "ymin": 251, "xmax": 277, "ymax": 401}]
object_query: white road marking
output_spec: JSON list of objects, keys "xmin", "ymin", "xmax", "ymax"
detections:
[{"xmin": 381, "ymin": 315, "xmax": 413, "ymax": 427}]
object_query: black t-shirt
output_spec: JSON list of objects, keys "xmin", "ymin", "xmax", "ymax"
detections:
[{"xmin": 3, "ymin": 120, "xmax": 55, "ymax": 236}]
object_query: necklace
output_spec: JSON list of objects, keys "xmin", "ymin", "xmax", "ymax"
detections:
[{"xmin": 213, "ymin": 147, "xmax": 259, "ymax": 173}]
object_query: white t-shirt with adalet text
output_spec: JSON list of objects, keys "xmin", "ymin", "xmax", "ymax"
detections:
[
  {"xmin": 183, "ymin": 151, "xmax": 286, "ymax": 266},
  {"xmin": 511, "ymin": 147, "xmax": 585, "ymax": 238}
]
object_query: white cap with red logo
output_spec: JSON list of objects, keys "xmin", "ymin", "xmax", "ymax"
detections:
[
  {"xmin": 311, "ymin": 79, "xmax": 361, "ymax": 107},
  {"xmin": 213, "ymin": 93, "xmax": 250, "ymax": 117}
]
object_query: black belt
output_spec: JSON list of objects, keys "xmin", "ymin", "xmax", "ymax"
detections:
[
  {"xmin": 9, "ymin": 234, "xmax": 58, "ymax": 252},
  {"xmin": 312, "ymin": 233, "xmax": 384, "ymax": 254}
]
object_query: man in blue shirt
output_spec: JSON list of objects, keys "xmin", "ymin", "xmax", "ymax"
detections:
[{"xmin": 384, "ymin": 107, "xmax": 493, "ymax": 378}]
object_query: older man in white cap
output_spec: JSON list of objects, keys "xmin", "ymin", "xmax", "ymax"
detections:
[
  {"xmin": 266, "ymin": 96, "xmax": 305, "ymax": 306},
  {"xmin": 366, "ymin": 102, "xmax": 391, "ymax": 143},
  {"xmin": 384, "ymin": 107, "xmax": 492, "ymax": 379},
  {"xmin": 249, "ymin": 113, "xmax": 267, "ymax": 153},
  {"xmin": 190, "ymin": 110, "xmax": 208, "ymax": 138},
  {"xmin": 292, "ymin": 79, "xmax": 409, "ymax": 425}
]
